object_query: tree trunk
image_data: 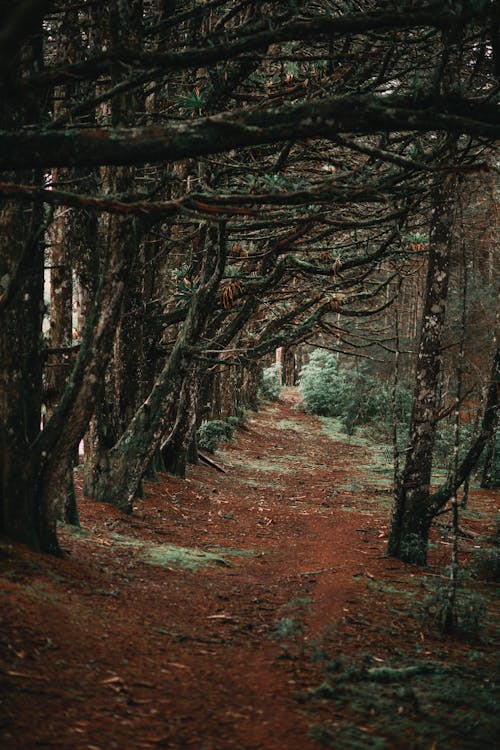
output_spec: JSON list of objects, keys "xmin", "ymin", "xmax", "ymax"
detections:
[
  {"xmin": 387, "ymin": 169, "xmax": 456, "ymax": 564},
  {"xmin": 481, "ymin": 412, "xmax": 498, "ymax": 488},
  {"xmin": 82, "ymin": 0, "xmax": 144, "ymax": 494},
  {"xmin": 0, "ymin": 26, "xmax": 45, "ymax": 550},
  {"xmin": 45, "ymin": 5, "xmax": 89, "ymax": 527},
  {"xmin": 93, "ymin": 223, "xmax": 227, "ymax": 510},
  {"xmin": 162, "ymin": 366, "xmax": 201, "ymax": 477}
]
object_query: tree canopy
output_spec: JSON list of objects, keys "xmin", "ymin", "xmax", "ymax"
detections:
[{"xmin": 0, "ymin": 0, "xmax": 498, "ymax": 558}]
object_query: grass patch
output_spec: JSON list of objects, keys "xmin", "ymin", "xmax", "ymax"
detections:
[
  {"xmin": 219, "ymin": 453, "xmax": 302, "ymax": 473},
  {"xmin": 92, "ymin": 532, "xmax": 257, "ymax": 570},
  {"xmin": 142, "ymin": 544, "xmax": 229, "ymax": 569},
  {"xmin": 203, "ymin": 545, "xmax": 255, "ymax": 558},
  {"xmin": 319, "ymin": 417, "xmax": 371, "ymax": 447},
  {"xmin": 239, "ymin": 477, "xmax": 280, "ymax": 489},
  {"xmin": 309, "ymin": 723, "xmax": 387, "ymax": 748},
  {"xmin": 304, "ymin": 657, "xmax": 499, "ymax": 749},
  {"xmin": 285, "ymin": 597, "xmax": 314, "ymax": 609},
  {"xmin": 275, "ymin": 419, "xmax": 306, "ymax": 432},
  {"xmin": 272, "ymin": 616, "xmax": 303, "ymax": 639}
]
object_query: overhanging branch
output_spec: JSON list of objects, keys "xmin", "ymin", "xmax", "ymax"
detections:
[{"xmin": 0, "ymin": 94, "xmax": 498, "ymax": 170}]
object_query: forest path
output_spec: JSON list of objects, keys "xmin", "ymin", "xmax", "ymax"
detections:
[{"xmin": 1, "ymin": 390, "xmax": 497, "ymax": 749}]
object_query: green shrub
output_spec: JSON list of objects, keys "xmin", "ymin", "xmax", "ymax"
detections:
[
  {"xmin": 197, "ymin": 419, "xmax": 233, "ymax": 453},
  {"xmin": 433, "ymin": 420, "xmax": 476, "ymax": 468},
  {"xmin": 259, "ymin": 363, "xmax": 282, "ymax": 401},
  {"xmin": 419, "ymin": 576, "xmax": 486, "ymax": 636},
  {"xmin": 341, "ymin": 369, "xmax": 389, "ymax": 435},
  {"xmin": 298, "ymin": 350, "xmax": 347, "ymax": 416},
  {"xmin": 299, "ymin": 350, "xmax": 411, "ymax": 436},
  {"xmin": 469, "ymin": 547, "xmax": 500, "ymax": 582}
]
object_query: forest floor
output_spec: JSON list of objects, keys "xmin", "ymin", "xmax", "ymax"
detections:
[{"xmin": 1, "ymin": 389, "xmax": 499, "ymax": 750}]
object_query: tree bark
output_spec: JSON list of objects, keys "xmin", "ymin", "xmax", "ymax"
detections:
[
  {"xmin": 93, "ymin": 223, "xmax": 227, "ymax": 510},
  {"xmin": 0, "ymin": 26, "xmax": 45, "ymax": 550},
  {"xmin": 162, "ymin": 365, "xmax": 201, "ymax": 478},
  {"xmin": 0, "ymin": 94, "xmax": 498, "ymax": 171},
  {"xmin": 481, "ymin": 415, "xmax": 499, "ymax": 489},
  {"xmin": 387, "ymin": 169, "xmax": 456, "ymax": 565}
]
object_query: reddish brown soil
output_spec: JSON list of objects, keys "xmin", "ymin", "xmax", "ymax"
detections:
[{"xmin": 0, "ymin": 390, "xmax": 498, "ymax": 749}]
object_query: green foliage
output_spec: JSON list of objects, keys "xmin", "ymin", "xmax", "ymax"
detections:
[
  {"xmin": 178, "ymin": 88, "xmax": 206, "ymax": 112},
  {"xmin": 300, "ymin": 349, "xmax": 488, "ymax": 477},
  {"xmin": 299, "ymin": 350, "xmax": 411, "ymax": 436},
  {"xmin": 305, "ymin": 654, "xmax": 498, "ymax": 749},
  {"xmin": 298, "ymin": 350, "xmax": 345, "ymax": 416},
  {"xmin": 272, "ymin": 616, "xmax": 302, "ymax": 639},
  {"xmin": 469, "ymin": 547, "xmax": 500, "ymax": 582},
  {"xmin": 433, "ymin": 420, "xmax": 475, "ymax": 468},
  {"xmin": 340, "ymin": 369, "xmax": 390, "ymax": 436},
  {"xmin": 259, "ymin": 363, "xmax": 282, "ymax": 401},
  {"xmin": 197, "ymin": 419, "xmax": 234, "ymax": 453},
  {"xmin": 419, "ymin": 576, "xmax": 486, "ymax": 636}
]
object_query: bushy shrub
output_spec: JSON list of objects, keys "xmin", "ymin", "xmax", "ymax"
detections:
[
  {"xmin": 341, "ymin": 368, "xmax": 390, "ymax": 435},
  {"xmin": 259, "ymin": 363, "xmax": 282, "ymax": 401},
  {"xmin": 197, "ymin": 419, "xmax": 233, "ymax": 453},
  {"xmin": 433, "ymin": 421, "xmax": 476, "ymax": 468},
  {"xmin": 420, "ymin": 578, "xmax": 486, "ymax": 636},
  {"xmin": 299, "ymin": 350, "xmax": 411, "ymax": 435},
  {"xmin": 298, "ymin": 350, "xmax": 347, "ymax": 416},
  {"xmin": 469, "ymin": 547, "xmax": 500, "ymax": 582}
]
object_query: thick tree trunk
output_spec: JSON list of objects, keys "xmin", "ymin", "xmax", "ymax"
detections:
[
  {"xmin": 0, "ymin": 28, "xmax": 45, "ymax": 550},
  {"xmin": 0, "ymin": 201, "xmax": 44, "ymax": 549},
  {"xmin": 83, "ymin": 0, "xmax": 144, "ymax": 493},
  {"xmin": 387, "ymin": 170, "xmax": 455, "ymax": 565},
  {"xmin": 481, "ymin": 412, "xmax": 498, "ymax": 489},
  {"xmin": 44, "ymin": 6, "xmax": 88, "ymax": 527},
  {"xmin": 35, "ymin": 183, "xmax": 138, "ymax": 549},
  {"xmin": 162, "ymin": 366, "xmax": 201, "ymax": 477}
]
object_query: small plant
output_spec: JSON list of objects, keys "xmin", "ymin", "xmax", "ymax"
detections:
[
  {"xmin": 196, "ymin": 419, "xmax": 233, "ymax": 453},
  {"xmin": 469, "ymin": 547, "xmax": 500, "ymax": 582},
  {"xmin": 272, "ymin": 616, "xmax": 302, "ymax": 639},
  {"xmin": 419, "ymin": 576, "xmax": 486, "ymax": 636},
  {"xmin": 259, "ymin": 363, "xmax": 282, "ymax": 401}
]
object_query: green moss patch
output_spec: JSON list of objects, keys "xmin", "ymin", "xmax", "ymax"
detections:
[
  {"xmin": 93, "ymin": 532, "xmax": 257, "ymax": 570},
  {"xmin": 303, "ymin": 658, "xmax": 499, "ymax": 749},
  {"xmin": 275, "ymin": 419, "xmax": 306, "ymax": 432}
]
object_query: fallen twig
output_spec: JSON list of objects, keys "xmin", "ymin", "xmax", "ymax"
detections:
[{"xmin": 198, "ymin": 452, "xmax": 227, "ymax": 473}]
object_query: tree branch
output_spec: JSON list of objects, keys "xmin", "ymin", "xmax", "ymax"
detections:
[{"xmin": 1, "ymin": 94, "xmax": 497, "ymax": 170}]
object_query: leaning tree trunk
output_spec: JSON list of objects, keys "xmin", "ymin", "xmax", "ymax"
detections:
[
  {"xmin": 481, "ymin": 318, "xmax": 499, "ymax": 488},
  {"xmin": 387, "ymin": 168, "xmax": 456, "ymax": 565},
  {"xmin": 45, "ymin": 4, "xmax": 91, "ymax": 527},
  {"xmin": 82, "ymin": 0, "xmax": 144, "ymax": 495},
  {"xmin": 92, "ymin": 223, "xmax": 226, "ymax": 511}
]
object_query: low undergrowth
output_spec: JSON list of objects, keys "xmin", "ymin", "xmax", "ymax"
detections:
[
  {"xmin": 302, "ymin": 655, "xmax": 498, "ymax": 749},
  {"xmin": 69, "ymin": 527, "xmax": 256, "ymax": 570}
]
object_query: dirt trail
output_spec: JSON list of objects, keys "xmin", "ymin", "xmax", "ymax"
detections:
[{"xmin": 1, "ymin": 390, "xmax": 497, "ymax": 749}]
